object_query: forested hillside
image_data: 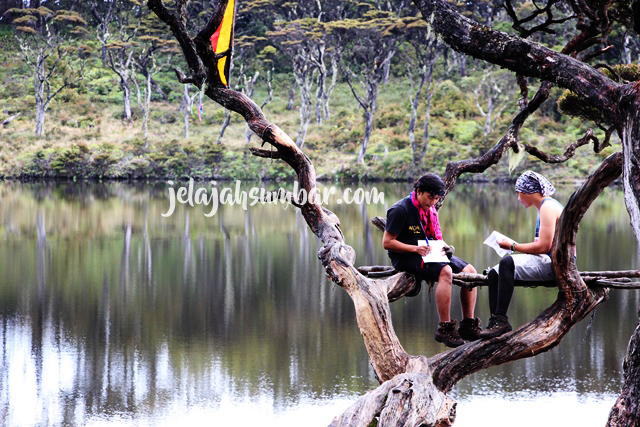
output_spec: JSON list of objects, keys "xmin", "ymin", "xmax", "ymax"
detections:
[{"xmin": 0, "ymin": 0, "xmax": 635, "ymax": 181}]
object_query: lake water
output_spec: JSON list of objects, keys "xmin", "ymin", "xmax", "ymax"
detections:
[{"xmin": 0, "ymin": 181, "xmax": 637, "ymax": 427}]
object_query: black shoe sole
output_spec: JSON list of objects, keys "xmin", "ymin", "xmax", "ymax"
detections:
[
  {"xmin": 435, "ymin": 336, "xmax": 465, "ymax": 348},
  {"xmin": 479, "ymin": 325, "xmax": 513, "ymax": 339},
  {"xmin": 458, "ymin": 332, "xmax": 481, "ymax": 341}
]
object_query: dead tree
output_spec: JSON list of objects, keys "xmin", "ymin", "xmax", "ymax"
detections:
[
  {"xmin": 8, "ymin": 7, "xmax": 87, "ymax": 136},
  {"xmin": 404, "ymin": 20, "xmax": 442, "ymax": 173},
  {"xmin": 147, "ymin": 0, "xmax": 640, "ymax": 425},
  {"xmin": 179, "ymin": 83, "xmax": 198, "ymax": 139}
]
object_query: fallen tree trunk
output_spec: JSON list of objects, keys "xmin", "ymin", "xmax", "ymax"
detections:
[
  {"xmin": 359, "ymin": 266, "xmax": 640, "ymax": 289},
  {"xmin": 2, "ymin": 112, "xmax": 20, "ymax": 127}
]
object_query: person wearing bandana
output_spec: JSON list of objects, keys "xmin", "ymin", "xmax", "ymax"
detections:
[
  {"xmin": 383, "ymin": 174, "xmax": 481, "ymax": 348},
  {"xmin": 479, "ymin": 170, "xmax": 564, "ymax": 339}
]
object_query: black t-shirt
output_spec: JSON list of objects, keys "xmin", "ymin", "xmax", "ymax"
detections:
[{"xmin": 385, "ymin": 196, "xmax": 426, "ymax": 263}]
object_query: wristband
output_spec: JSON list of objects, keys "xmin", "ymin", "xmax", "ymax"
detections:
[{"xmin": 511, "ymin": 242, "xmax": 516, "ymax": 252}]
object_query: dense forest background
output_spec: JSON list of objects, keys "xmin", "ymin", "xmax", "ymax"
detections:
[{"xmin": 0, "ymin": 0, "xmax": 636, "ymax": 182}]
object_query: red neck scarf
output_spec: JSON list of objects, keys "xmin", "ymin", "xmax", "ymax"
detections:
[{"xmin": 410, "ymin": 191, "xmax": 443, "ymax": 240}]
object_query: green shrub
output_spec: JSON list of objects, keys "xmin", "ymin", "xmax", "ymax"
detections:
[
  {"xmin": 92, "ymin": 152, "xmax": 118, "ymax": 176},
  {"xmin": 120, "ymin": 156, "xmax": 152, "ymax": 179},
  {"xmin": 335, "ymin": 161, "xmax": 368, "ymax": 181},
  {"xmin": 50, "ymin": 143, "xmax": 91, "ymax": 178},
  {"xmin": 453, "ymin": 120, "xmax": 480, "ymax": 144},
  {"xmin": 370, "ymin": 148, "xmax": 413, "ymax": 179},
  {"xmin": 376, "ymin": 108, "xmax": 406, "ymax": 129},
  {"xmin": 203, "ymin": 144, "xmax": 225, "ymax": 164}
]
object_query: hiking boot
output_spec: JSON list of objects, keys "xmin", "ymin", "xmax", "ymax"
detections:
[
  {"xmin": 479, "ymin": 314, "xmax": 512, "ymax": 339},
  {"xmin": 458, "ymin": 317, "xmax": 482, "ymax": 341},
  {"xmin": 435, "ymin": 320, "xmax": 465, "ymax": 348}
]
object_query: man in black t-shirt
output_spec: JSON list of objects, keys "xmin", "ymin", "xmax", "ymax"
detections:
[{"xmin": 383, "ymin": 174, "xmax": 481, "ymax": 348}]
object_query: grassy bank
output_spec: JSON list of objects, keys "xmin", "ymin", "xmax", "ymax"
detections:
[{"xmin": 0, "ymin": 33, "xmax": 619, "ymax": 183}]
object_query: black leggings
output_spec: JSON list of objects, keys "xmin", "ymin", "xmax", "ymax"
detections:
[{"xmin": 487, "ymin": 255, "xmax": 515, "ymax": 317}]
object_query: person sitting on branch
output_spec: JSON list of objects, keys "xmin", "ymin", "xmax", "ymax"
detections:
[
  {"xmin": 383, "ymin": 173, "xmax": 481, "ymax": 348},
  {"xmin": 480, "ymin": 171, "xmax": 564, "ymax": 339}
]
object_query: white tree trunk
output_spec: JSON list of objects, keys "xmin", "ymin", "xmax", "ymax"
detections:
[
  {"xmin": 295, "ymin": 68, "xmax": 314, "ymax": 148},
  {"xmin": 183, "ymin": 84, "xmax": 191, "ymax": 139},
  {"xmin": 143, "ymin": 73, "xmax": 151, "ymax": 143},
  {"xmin": 34, "ymin": 56, "xmax": 46, "ymax": 136},
  {"xmin": 357, "ymin": 81, "xmax": 379, "ymax": 164},
  {"xmin": 314, "ymin": 46, "xmax": 327, "ymax": 124},
  {"xmin": 323, "ymin": 55, "xmax": 338, "ymax": 119},
  {"xmin": 217, "ymin": 109, "xmax": 231, "ymax": 145},
  {"xmin": 358, "ymin": 109, "xmax": 374, "ymax": 164},
  {"xmin": 123, "ymin": 82, "xmax": 132, "ymax": 121},
  {"xmin": 287, "ymin": 79, "xmax": 296, "ymax": 111},
  {"xmin": 408, "ymin": 65, "xmax": 427, "ymax": 170},
  {"xmin": 35, "ymin": 95, "xmax": 46, "ymax": 136},
  {"xmin": 621, "ymin": 100, "xmax": 640, "ymax": 251}
]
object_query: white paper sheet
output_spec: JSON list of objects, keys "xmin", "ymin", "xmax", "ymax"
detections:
[
  {"xmin": 417, "ymin": 240, "xmax": 450, "ymax": 263},
  {"xmin": 483, "ymin": 231, "xmax": 514, "ymax": 257}
]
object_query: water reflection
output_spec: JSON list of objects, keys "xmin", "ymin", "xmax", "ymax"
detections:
[{"xmin": 0, "ymin": 181, "xmax": 637, "ymax": 427}]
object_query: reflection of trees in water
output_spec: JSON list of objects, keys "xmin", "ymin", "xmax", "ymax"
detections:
[{"xmin": 0, "ymin": 183, "xmax": 638, "ymax": 422}]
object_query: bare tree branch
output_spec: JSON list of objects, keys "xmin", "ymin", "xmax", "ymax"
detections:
[
  {"xmin": 174, "ymin": 67, "xmax": 196, "ymax": 84},
  {"xmin": 504, "ymin": 0, "xmax": 575, "ymax": 38},
  {"xmin": 249, "ymin": 147, "xmax": 282, "ymax": 159},
  {"xmin": 147, "ymin": 0, "xmax": 205, "ymax": 85},
  {"xmin": 436, "ymin": 81, "xmax": 553, "ymax": 205},
  {"xmin": 521, "ymin": 128, "xmax": 610, "ymax": 163},
  {"xmin": 413, "ymin": 0, "xmax": 621, "ymax": 123},
  {"xmin": 580, "ymin": 44, "xmax": 615, "ymax": 61}
]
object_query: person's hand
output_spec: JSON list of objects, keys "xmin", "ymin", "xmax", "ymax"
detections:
[
  {"xmin": 444, "ymin": 245, "xmax": 454, "ymax": 258},
  {"xmin": 415, "ymin": 245, "xmax": 430, "ymax": 256},
  {"xmin": 497, "ymin": 237, "xmax": 514, "ymax": 250}
]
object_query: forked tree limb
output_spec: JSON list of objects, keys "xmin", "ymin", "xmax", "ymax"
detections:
[
  {"xmin": 437, "ymin": 81, "xmax": 553, "ymax": 204},
  {"xmin": 504, "ymin": 0, "xmax": 575, "ymax": 38},
  {"xmin": 427, "ymin": 151, "xmax": 622, "ymax": 392},
  {"xmin": 521, "ymin": 127, "xmax": 611, "ymax": 163},
  {"xmin": 147, "ymin": 0, "xmax": 206, "ymax": 84},
  {"xmin": 413, "ymin": 0, "xmax": 621, "ymax": 120}
]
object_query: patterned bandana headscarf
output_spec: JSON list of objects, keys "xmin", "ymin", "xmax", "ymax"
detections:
[
  {"xmin": 410, "ymin": 191, "xmax": 443, "ymax": 240},
  {"xmin": 515, "ymin": 171, "xmax": 555, "ymax": 196}
]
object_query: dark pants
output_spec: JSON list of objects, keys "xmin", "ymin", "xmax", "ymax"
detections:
[
  {"xmin": 487, "ymin": 256, "xmax": 515, "ymax": 317},
  {"xmin": 391, "ymin": 253, "xmax": 468, "ymax": 282}
]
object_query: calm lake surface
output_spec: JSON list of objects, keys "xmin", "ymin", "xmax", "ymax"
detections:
[{"xmin": 0, "ymin": 180, "xmax": 637, "ymax": 427}]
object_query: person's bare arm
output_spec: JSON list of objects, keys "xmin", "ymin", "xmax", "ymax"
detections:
[
  {"xmin": 498, "ymin": 202, "xmax": 563, "ymax": 254},
  {"xmin": 383, "ymin": 231, "xmax": 429, "ymax": 256}
]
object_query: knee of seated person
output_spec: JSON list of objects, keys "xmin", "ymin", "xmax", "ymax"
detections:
[
  {"xmin": 488, "ymin": 268, "xmax": 498, "ymax": 280},
  {"xmin": 439, "ymin": 265, "xmax": 453, "ymax": 281},
  {"xmin": 499, "ymin": 255, "xmax": 515, "ymax": 270},
  {"xmin": 463, "ymin": 263, "xmax": 477, "ymax": 274}
]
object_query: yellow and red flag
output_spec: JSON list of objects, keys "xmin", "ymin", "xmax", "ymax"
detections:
[{"xmin": 210, "ymin": 0, "xmax": 236, "ymax": 87}]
